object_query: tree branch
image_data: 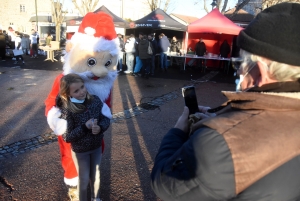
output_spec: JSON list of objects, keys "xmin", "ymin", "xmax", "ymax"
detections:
[
  {"xmin": 221, "ymin": 0, "xmax": 228, "ymax": 13},
  {"xmin": 229, "ymin": 0, "xmax": 251, "ymax": 18},
  {"xmin": 204, "ymin": 0, "xmax": 209, "ymax": 13}
]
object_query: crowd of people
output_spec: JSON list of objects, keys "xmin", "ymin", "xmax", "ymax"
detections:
[
  {"xmin": 118, "ymin": 32, "xmax": 182, "ymax": 79},
  {"xmin": 117, "ymin": 31, "xmax": 234, "ymax": 78},
  {"xmin": 0, "ymin": 26, "xmax": 53, "ymax": 64}
]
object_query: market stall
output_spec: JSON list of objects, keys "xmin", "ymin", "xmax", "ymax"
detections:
[
  {"xmin": 128, "ymin": 8, "xmax": 187, "ymax": 46},
  {"xmin": 186, "ymin": 8, "xmax": 243, "ymax": 69},
  {"xmin": 65, "ymin": 5, "xmax": 129, "ymax": 39}
]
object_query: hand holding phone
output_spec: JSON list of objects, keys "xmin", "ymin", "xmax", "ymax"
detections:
[{"xmin": 182, "ymin": 86, "xmax": 200, "ymax": 115}]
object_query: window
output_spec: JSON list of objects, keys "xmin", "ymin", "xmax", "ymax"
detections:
[{"xmin": 20, "ymin": 4, "xmax": 25, "ymax": 12}]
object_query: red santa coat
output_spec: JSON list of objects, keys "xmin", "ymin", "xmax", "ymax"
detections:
[{"xmin": 45, "ymin": 73, "xmax": 111, "ymax": 186}]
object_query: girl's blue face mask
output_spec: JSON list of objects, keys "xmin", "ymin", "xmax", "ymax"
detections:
[{"xmin": 70, "ymin": 97, "xmax": 85, "ymax": 103}]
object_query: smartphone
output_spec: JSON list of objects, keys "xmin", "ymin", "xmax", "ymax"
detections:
[{"xmin": 182, "ymin": 86, "xmax": 199, "ymax": 115}]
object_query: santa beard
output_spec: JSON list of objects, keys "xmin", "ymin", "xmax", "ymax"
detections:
[{"xmin": 64, "ymin": 70, "xmax": 118, "ymax": 102}]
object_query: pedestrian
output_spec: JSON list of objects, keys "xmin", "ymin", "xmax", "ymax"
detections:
[
  {"xmin": 56, "ymin": 73, "xmax": 111, "ymax": 201},
  {"xmin": 151, "ymin": 2, "xmax": 300, "ymax": 200},
  {"xmin": 158, "ymin": 33, "xmax": 170, "ymax": 72},
  {"xmin": 148, "ymin": 33, "xmax": 158, "ymax": 76},
  {"xmin": 0, "ymin": 29, "xmax": 6, "ymax": 61},
  {"xmin": 7, "ymin": 26, "xmax": 16, "ymax": 49},
  {"xmin": 194, "ymin": 38, "xmax": 206, "ymax": 69},
  {"xmin": 46, "ymin": 32, "xmax": 53, "ymax": 47},
  {"xmin": 132, "ymin": 32, "xmax": 143, "ymax": 76},
  {"xmin": 138, "ymin": 34, "xmax": 153, "ymax": 79},
  {"xmin": 30, "ymin": 29, "xmax": 39, "ymax": 58},
  {"xmin": 117, "ymin": 33, "xmax": 125, "ymax": 72},
  {"xmin": 219, "ymin": 39, "xmax": 231, "ymax": 69},
  {"xmin": 169, "ymin": 36, "xmax": 182, "ymax": 67},
  {"xmin": 13, "ymin": 31, "xmax": 25, "ymax": 64},
  {"xmin": 21, "ymin": 34, "xmax": 30, "ymax": 55},
  {"xmin": 124, "ymin": 34, "xmax": 136, "ymax": 74}
]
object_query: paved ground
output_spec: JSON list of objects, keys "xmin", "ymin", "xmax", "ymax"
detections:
[{"xmin": 0, "ymin": 54, "xmax": 236, "ymax": 201}]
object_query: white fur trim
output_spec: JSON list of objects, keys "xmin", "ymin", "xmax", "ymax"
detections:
[
  {"xmin": 64, "ymin": 70, "xmax": 117, "ymax": 102},
  {"xmin": 70, "ymin": 32, "xmax": 120, "ymax": 56},
  {"xmin": 47, "ymin": 106, "xmax": 67, "ymax": 136},
  {"xmin": 84, "ymin": 27, "xmax": 95, "ymax": 36},
  {"xmin": 102, "ymin": 103, "xmax": 112, "ymax": 119},
  {"xmin": 64, "ymin": 176, "xmax": 78, "ymax": 186}
]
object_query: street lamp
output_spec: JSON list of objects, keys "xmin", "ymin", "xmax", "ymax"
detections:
[{"xmin": 211, "ymin": 0, "xmax": 217, "ymax": 10}]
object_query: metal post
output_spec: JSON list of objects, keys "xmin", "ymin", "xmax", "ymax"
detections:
[{"xmin": 35, "ymin": 0, "xmax": 38, "ymax": 31}]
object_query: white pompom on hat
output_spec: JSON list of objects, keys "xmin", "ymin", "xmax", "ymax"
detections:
[{"xmin": 70, "ymin": 12, "xmax": 120, "ymax": 56}]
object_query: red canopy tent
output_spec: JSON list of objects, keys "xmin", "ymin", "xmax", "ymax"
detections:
[
  {"xmin": 185, "ymin": 8, "xmax": 243, "ymax": 67},
  {"xmin": 188, "ymin": 8, "xmax": 243, "ymax": 35}
]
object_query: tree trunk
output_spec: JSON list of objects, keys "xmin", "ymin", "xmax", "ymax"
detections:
[{"xmin": 56, "ymin": 25, "xmax": 61, "ymax": 42}]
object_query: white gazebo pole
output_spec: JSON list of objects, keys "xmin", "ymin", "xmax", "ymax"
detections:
[{"xmin": 183, "ymin": 31, "xmax": 189, "ymax": 70}]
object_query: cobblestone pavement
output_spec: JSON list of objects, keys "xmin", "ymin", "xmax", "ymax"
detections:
[
  {"xmin": 0, "ymin": 63, "xmax": 235, "ymax": 201},
  {"xmin": 0, "ymin": 71, "xmax": 218, "ymax": 160}
]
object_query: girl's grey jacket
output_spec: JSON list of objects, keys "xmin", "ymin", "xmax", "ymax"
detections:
[{"xmin": 58, "ymin": 95, "xmax": 110, "ymax": 153}]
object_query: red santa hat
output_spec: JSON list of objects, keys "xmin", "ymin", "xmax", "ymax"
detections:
[{"xmin": 70, "ymin": 12, "xmax": 119, "ymax": 56}]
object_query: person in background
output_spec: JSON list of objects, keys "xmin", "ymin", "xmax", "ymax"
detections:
[
  {"xmin": 7, "ymin": 26, "xmax": 16, "ymax": 49},
  {"xmin": 0, "ymin": 29, "xmax": 6, "ymax": 61},
  {"xmin": 57, "ymin": 73, "xmax": 111, "ymax": 201},
  {"xmin": 158, "ymin": 33, "xmax": 170, "ymax": 73},
  {"xmin": 132, "ymin": 32, "xmax": 144, "ymax": 76},
  {"xmin": 13, "ymin": 31, "xmax": 25, "ymax": 64},
  {"xmin": 138, "ymin": 34, "xmax": 153, "ymax": 79},
  {"xmin": 117, "ymin": 33, "xmax": 125, "ymax": 73},
  {"xmin": 169, "ymin": 36, "xmax": 181, "ymax": 67},
  {"xmin": 124, "ymin": 34, "xmax": 136, "ymax": 74},
  {"xmin": 21, "ymin": 34, "xmax": 30, "ymax": 55},
  {"xmin": 46, "ymin": 32, "xmax": 53, "ymax": 47},
  {"xmin": 148, "ymin": 33, "xmax": 158, "ymax": 76},
  {"xmin": 194, "ymin": 38, "xmax": 206, "ymax": 69},
  {"xmin": 219, "ymin": 39, "xmax": 231, "ymax": 69},
  {"xmin": 30, "ymin": 29, "xmax": 39, "ymax": 58},
  {"xmin": 151, "ymin": 3, "xmax": 300, "ymax": 200}
]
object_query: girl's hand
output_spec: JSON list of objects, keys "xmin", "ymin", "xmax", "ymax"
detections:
[
  {"xmin": 92, "ymin": 119, "xmax": 101, "ymax": 135},
  {"xmin": 85, "ymin": 118, "xmax": 94, "ymax": 129}
]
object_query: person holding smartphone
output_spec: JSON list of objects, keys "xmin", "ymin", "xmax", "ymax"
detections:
[{"xmin": 151, "ymin": 3, "xmax": 300, "ymax": 200}]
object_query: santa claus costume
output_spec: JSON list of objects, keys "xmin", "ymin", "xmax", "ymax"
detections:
[{"xmin": 45, "ymin": 12, "xmax": 119, "ymax": 200}]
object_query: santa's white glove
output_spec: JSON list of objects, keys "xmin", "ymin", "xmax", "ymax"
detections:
[{"xmin": 47, "ymin": 106, "xmax": 67, "ymax": 136}]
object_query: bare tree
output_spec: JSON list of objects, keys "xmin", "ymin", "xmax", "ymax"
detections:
[
  {"xmin": 202, "ymin": 0, "xmax": 232, "ymax": 14},
  {"xmin": 146, "ymin": 0, "xmax": 173, "ymax": 12},
  {"xmin": 51, "ymin": 0, "xmax": 67, "ymax": 42},
  {"xmin": 72, "ymin": 0, "xmax": 100, "ymax": 16}
]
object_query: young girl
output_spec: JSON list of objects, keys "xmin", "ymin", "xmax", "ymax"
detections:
[{"xmin": 57, "ymin": 73, "xmax": 111, "ymax": 201}]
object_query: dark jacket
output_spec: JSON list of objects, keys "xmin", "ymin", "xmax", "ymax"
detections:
[
  {"xmin": 59, "ymin": 95, "xmax": 111, "ymax": 153},
  {"xmin": 149, "ymin": 38, "xmax": 158, "ymax": 55},
  {"xmin": 195, "ymin": 41, "xmax": 206, "ymax": 56},
  {"xmin": 139, "ymin": 39, "xmax": 153, "ymax": 59},
  {"xmin": 159, "ymin": 36, "xmax": 170, "ymax": 53},
  {"xmin": 220, "ymin": 40, "xmax": 231, "ymax": 58},
  {"xmin": 170, "ymin": 40, "xmax": 181, "ymax": 52},
  {"xmin": 135, "ymin": 37, "xmax": 141, "ymax": 56},
  {"xmin": 151, "ymin": 82, "xmax": 300, "ymax": 201},
  {"xmin": 119, "ymin": 37, "xmax": 125, "ymax": 52},
  {"xmin": 0, "ymin": 33, "xmax": 6, "ymax": 48}
]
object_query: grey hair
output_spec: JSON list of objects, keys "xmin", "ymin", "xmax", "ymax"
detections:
[{"xmin": 240, "ymin": 49, "xmax": 300, "ymax": 82}]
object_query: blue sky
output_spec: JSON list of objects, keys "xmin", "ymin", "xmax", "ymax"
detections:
[{"xmin": 64, "ymin": 0, "xmax": 238, "ymax": 19}]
